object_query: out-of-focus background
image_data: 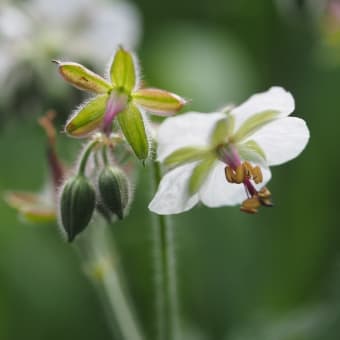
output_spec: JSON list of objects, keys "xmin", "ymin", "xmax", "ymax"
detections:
[{"xmin": 1, "ymin": 0, "xmax": 340, "ymax": 339}]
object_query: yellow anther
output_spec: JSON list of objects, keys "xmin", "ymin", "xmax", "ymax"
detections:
[
  {"xmin": 260, "ymin": 197, "xmax": 273, "ymax": 207},
  {"xmin": 257, "ymin": 187, "xmax": 273, "ymax": 207},
  {"xmin": 225, "ymin": 162, "xmax": 264, "ymax": 185},
  {"xmin": 235, "ymin": 165, "xmax": 245, "ymax": 184},
  {"xmin": 242, "ymin": 161, "xmax": 252, "ymax": 177},
  {"xmin": 258, "ymin": 187, "xmax": 271, "ymax": 199},
  {"xmin": 242, "ymin": 196, "xmax": 261, "ymax": 209},
  {"xmin": 225, "ymin": 166, "xmax": 234, "ymax": 183},
  {"xmin": 240, "ymin": 197, "xmax": 260, "ymax": 214},
  {"xmin": 252, "ymin": 166, "xmax": 263, "ymax": 184},
  {"xmin": 240, "ymin": 206, "xmax": 258, "ymax": 214}
]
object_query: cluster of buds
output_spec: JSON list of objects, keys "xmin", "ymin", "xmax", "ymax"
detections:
[
  {"xmin": 54, "ymin": 46, "xmax": 188, "ymax": 241},
  {"xmin": 59, "ymin": 133, "xmax": 133, "ymax": 242}
]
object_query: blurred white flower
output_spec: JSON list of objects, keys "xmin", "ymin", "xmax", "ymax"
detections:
[
  {"xmin": 0, "ymin": 0, "xmax": 141, "ymax": 101},
  {"xmin": 149, "ymin": 87, "xmax": 310, "ymax": 215}
]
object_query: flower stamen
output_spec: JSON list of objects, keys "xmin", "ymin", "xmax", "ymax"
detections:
[
  {"xmin": 240, "ymin": 197, "xmax": 260, "ymax": 214},
  {"xmin": 224, "ymin": 162, "xmax": 263, "ymax": 185},
  {"xmin": 224, "ymin": 161, "xmax": 273, "ymax": 214},
  {"xmin": 240, "ymin": 186, "xmax": 273, "ymax": 214}
]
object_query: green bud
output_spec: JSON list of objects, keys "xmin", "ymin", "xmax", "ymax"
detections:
[
  {"xmin": 59, "ymin": 175, "xmax": 96, "ymax": 242},
  {"xmin": 98, "ymin": 167, "xmax": 130, "ymax": 220}
]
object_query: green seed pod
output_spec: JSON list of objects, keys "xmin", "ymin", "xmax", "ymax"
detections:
[
  {"xmin": 98, "ymin": 167, "xmax": 130, "ymax": 220},
  {"xmin": 59, "ymin": 175, "xmax": 96, "ymax": 242}
]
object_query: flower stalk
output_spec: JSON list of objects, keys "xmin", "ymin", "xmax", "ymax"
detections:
[
  {"xmin": 78, "ymin": 139, "xmax": 99, "ymax": 176},
  {"xmin": 151, "ymin": 160, "xmax": 181, "ymax": 340},
  {"xmin": 76, "ymin": 220, "xmax": 145, "ymax": 340}
]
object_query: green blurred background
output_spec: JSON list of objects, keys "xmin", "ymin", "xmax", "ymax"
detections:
[{"xmin": 1, "ymin": 0, "xmax": 340, "ymax": 339}]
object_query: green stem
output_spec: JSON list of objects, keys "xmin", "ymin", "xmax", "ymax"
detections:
[
  {"xmin": 76, "ymin": 221, "xmax": 144, "ymax": 340},
  {"xmin": 151, "ymin": 161, "xmax": 181, "ymax": 340},
  {"xmin": 102, "ymin": 144, "xmax": 109, "ymax": 166},
  {"xmin": 78, "ymin": 140, "xmax": 99, "ymax": 176}
]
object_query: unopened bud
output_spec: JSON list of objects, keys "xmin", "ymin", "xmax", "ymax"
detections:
[
  {"xmin": 59, "ymin": 175, "xmax": 96, "ymax": 242},
  {"xmin": 98, "ymin": 167, "xmax": 130, "ymax": 220}
]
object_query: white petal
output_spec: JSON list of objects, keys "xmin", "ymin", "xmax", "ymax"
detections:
[
  {"xmin": 199, "ymin": 162, "xmax": 271, "ymax": 207},
  {"xmin": 231, "ymin": 87, "xmax": 295, "ymax": 131},
  {"xmin": 73, "ymin": 2, "xmax": 141, "ymax": 63},
  {"xmin": 148, "ymin": 164, "xmax": 199, "ymax": 215},
  {"xmin": 157, "ymin": 112, "xmax": 225, "ymax": 161},
  {"xmin": 0, "ymin": 5, "xmax": 30, "ymax": 39},
  {"xmin": 249, "ymin": 117, "xmax": 310, "ymax": 166},
  {"xmin": 27, "ymin": 0, "xmax": 92, "ymax": 23}
]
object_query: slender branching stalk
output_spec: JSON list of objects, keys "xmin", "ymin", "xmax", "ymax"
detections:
[{"xmin": 76, "ymin": 220, "xmax": 145, "ymax": 340}]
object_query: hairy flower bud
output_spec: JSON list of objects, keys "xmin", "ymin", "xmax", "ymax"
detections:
[
  {"xmin": 59, "ymin": 175, "xmax": 96, "ymax": 242},
  {"xmin": 98, "ymin": 167, "xmax": 130, "ymax": 220}
]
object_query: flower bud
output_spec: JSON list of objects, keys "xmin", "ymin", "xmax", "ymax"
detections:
[
  {"xmin": 59, "ymin": 175, "xmax": 96, "ymax": 242},
  {"xmin": 98, "ymin": 166, "xmax": 130, "ymax": 220}
]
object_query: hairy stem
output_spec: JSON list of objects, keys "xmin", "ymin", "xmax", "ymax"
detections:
[
  {"xmin": 78, "ymin": 140, "xmax": 99, "ymax": 176},
  {"xmin": 76, "ymin": 221, "xmax": 144, "ymax": 340},
  {"xmin": 151, "ymin": 161, "xmax": 181, "ymax": 340}
]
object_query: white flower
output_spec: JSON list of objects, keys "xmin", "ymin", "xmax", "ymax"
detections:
[
  {"xmin": 149, "ymin": 87, "xmax": 310, "ymax": 215},
  {"xmin": 0, "ymin": 0, "xmax": 141, "ymax": 94}
]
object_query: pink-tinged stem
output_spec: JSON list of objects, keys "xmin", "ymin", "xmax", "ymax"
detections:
[{"xmin": 47, "ymin": 145, "xmax": 64, "ymax": 190}]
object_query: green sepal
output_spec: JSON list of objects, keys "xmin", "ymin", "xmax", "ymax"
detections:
[
  {"xmin": 210, "ymin": 115, "xmax": 235, "ymax": 146},
  {"xmin": 65, "ymin": 95, "xmax": 108, "ymax": 137},
  {"xmin": 132, "ymin": 88, "xmax": 186, "ymax": 115},
  {"xmin": 56, "ymin": 61, "xmax": 112, "ymax": 93},
  {"xmin": 163, "ymin": 147, "xmax": 210, "ymax": 169},
  {"xmin": 233, "ymin": 110, "xmax": 278, "ymax": 142},
  {"xmin": 188, "ymin": 157, "xmax": 216, "ymax": 195},
  {"xmin": 118, "ymin": 104, "xmax": 149, "ymax": 160},
  {"xmin": 110, "ymin": 47, "xmax": 136, "ymax": 92},
  {"xmin": 237, "ymin": 139, "xmax": 266, "ymax": 165}
]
